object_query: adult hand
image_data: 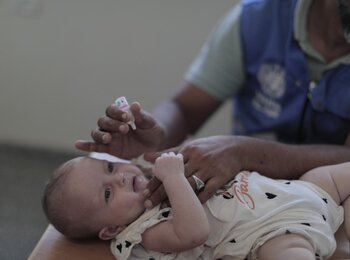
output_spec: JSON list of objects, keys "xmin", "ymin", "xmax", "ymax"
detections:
[
  {"xmin": 144, "ymin": 136, "xmax": 245, "ymax": 207},
  {"xmin": 75, "ymin": 102, "xmax": 166, "ymax": 159},
  {"xmin": 144, "ymin": 134, "xmax": 350, "ymax": 208}
]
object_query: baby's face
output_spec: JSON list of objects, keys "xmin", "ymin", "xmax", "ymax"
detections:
[{"xmin": 65, "ymin": 156, "xmax": 149, "ymax": 231}]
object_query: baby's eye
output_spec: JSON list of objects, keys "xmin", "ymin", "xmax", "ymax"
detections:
[
  {"xmin": 105, "ymin": 188, "xmax": 111, "ymax": 202},
  {"xmin": 107, "ymin": 162, "xmax": 114, "ymax": 173}
]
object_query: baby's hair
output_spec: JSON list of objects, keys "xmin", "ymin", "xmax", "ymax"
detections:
[{"xmin": 42, "ymin": 158, "xmax": 99, "ymax": 239}]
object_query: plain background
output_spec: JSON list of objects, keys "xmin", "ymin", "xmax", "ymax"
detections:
[
  {"xmin": 0, "ymin": 1, "xmax": 236, "ymax": 258},
  {"xmin": 0, "ymin": 0, "xmax": 237, "ymax": 152}
]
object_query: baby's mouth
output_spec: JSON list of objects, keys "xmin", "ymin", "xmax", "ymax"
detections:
[{"xmin": 132, "ymin": 176, "xmax": 136, "ymax": 192}]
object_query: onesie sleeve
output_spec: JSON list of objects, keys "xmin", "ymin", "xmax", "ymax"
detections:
[{"xmin": 110, "ymin": 206, "xmax": 172, "ymax": 260}]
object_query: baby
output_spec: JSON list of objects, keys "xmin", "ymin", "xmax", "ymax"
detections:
[{"xmin": 42, "ymin": 153, "xmax": 349, "ymax": 260}]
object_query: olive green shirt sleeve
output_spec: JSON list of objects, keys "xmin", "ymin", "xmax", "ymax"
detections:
[{"xmin": 184, "ymin": 3, "xmax": 245, "ymax": 101}]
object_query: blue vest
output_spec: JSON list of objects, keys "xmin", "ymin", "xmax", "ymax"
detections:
[{"xmin": 234, "ymin": 0, "xmax": 350, "ymax": 144}]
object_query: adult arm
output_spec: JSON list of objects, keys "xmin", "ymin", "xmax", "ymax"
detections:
[
  {"xmin": 152, "ymin": 81, "xmax": 223, "ymax": 149},
  {"xmin": 145, "ymin": 134, "xmax": 350, "ymax": 207}
]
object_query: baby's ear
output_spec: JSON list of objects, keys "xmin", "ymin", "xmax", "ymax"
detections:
[{"xmin": 98, "ymin": 226, "xmax": 126, "ymax": 240}]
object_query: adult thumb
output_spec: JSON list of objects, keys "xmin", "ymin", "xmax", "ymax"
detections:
[{"xmin": 144, "ymin": 146, "xmax": 181, "ymax": 162}]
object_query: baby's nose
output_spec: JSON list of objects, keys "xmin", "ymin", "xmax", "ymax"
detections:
[{"xmin": 113, "ymin": 172, "xmax": 125, "ymax": 186}]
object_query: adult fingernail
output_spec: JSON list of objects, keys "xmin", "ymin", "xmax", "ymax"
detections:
[
  {"xmin": 119, "ymin": 125, "xmax": 126, "ymax": 132},
  {"xmin": 102, "ymin": 135, "xmax": 108, "ymax": 142},
  {"xmin": 143, "ymin": 189, "xmax": 150, "ymax": 197},
  {"xmin": 144, "ymin": 200, "xmax": 153, "ymax": 209},
  {"xmin": 122, "ymin": 113, "xmax": 127, "ymax": 120}
]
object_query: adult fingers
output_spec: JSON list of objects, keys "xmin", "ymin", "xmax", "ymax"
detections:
[
  {"xmin": 90, "ymin": 128, "xmax": 113, "ymax": 144},
  {"xmin": 143, "ymin": 146, "xmax": 181, "ymax": 163},
  {"xmin": 97, "ymin": 104, "xmax": 132, "ymax": 133},
  {"xmin": 74, "ymin": 140, "xmax": 110, "ymax": 153},
  {"xmin": 143, "ymin": 151, "xmax": 162, "ymax": 163},
  {"xmin": 144, "ymin": 180, "xmax": 167, "ymax": 208},
  {"xmin": 130, "ymin": 102, "xmax": 157, "ymax": 129},
  {"xmin": 145, "ymin": 176, "xmax": 162, "ymax": 194},
  {"xmin": 186, "ymin": 174, "xmax": 201, "ymax": 193},
  {"xmin": 180, "ymin": 147, "xmax": 202, "ymax": 178},
  {"xmin": 197, "ymin": 177, "xmax": 221, "ymax": 204},
  {"xmin": 129, "ymin": 102, "xmax": 142, "ymax": 119},
  {"xmin": 184, "ymin": 161, "xmax": 200, "ymax": 179},
  {"xmin": 97, "ymin": 115, "xmax": 130, "ymax": 134},
  {"xmin": 105, "ymin": 104, "xmax": 129, "ymax": 120},
  {"xmin": 106, "ymin": 102, "xmax": 155, "ymax": 131}
]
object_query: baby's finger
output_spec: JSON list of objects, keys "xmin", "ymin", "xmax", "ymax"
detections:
[
  {"xmin": 176, "ymin": 153, "xmax": 183, "ymax": 160},
  {"xmin": 160, "ymin": 153, "xmax": 169, "ymax": 158},
  {"xmin": 156, "ymin": 146, "xmax": 181, "ymax": 156}
]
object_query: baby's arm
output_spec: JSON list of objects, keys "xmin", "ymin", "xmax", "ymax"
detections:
[{"xmin": 141, "ymin": 152, "xmax": 210, "ymax": 252}]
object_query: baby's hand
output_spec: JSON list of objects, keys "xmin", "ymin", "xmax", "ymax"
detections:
[{"xmin": 154, "ymin": 152, "xmax": 184, "ymax": 182}]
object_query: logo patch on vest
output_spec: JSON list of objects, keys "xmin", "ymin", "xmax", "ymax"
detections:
[{"xmin": 253, "ymin": 63, "xmax": 285, "ymax": 118}]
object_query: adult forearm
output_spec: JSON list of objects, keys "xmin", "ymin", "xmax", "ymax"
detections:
[
  {"xmin": 238, "ymin": 136, "xmax": 350, "ymax": 179},
  {"xmin": 152, "ymin": 100, "xmax": 190, "ymax": 149},
  {"xmin": 152, "ymin": 82, "xmax": 222, "ymax": 150}
]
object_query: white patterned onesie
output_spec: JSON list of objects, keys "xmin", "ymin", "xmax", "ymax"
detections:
[{"xmin": 111, "ymin": 171, "xmax": 344, "ymax": 260}]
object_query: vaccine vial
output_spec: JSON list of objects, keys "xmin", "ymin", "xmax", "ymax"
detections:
[{"xmin": 115, "ymin": 96, "xmax": 136, "ymax": 130}]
